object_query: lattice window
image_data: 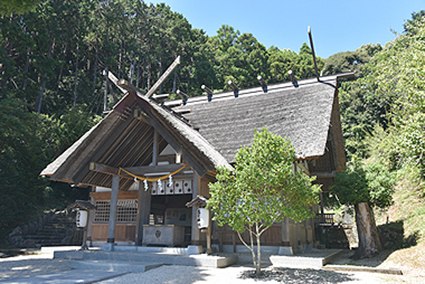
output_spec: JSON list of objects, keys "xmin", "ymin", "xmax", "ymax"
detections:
[
  {"xmin": 94, "ymin": 201, "xmax": 110, "ymax": 222},
  {"xmin": 94, "ymin": 200, "xmax": 138, "ymax": 223},
  {"xmin": 116, "ymin": 200, "xmax": 138, "ymax": 222}
]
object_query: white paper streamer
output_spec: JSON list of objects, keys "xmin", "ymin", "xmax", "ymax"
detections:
[
  {"xmin": 168, "ymin": 175, "xmax": 173, "ymax": 188},
  {"xmin": 144, "ymin": 179, "xmax": 149, "ymax": 191}
]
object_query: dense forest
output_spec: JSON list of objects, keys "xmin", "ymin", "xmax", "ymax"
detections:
[{"xmin": 1, "ymin": 0, "xmax": 425, "ymax": 251}]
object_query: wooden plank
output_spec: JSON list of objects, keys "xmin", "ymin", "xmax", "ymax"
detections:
[
  {"xmin": 117, "ymin": 78, "xmax": 145, "ymax": 96},
  {"xmin": 152, "ymin": 94, "xmax": 170, "ymax": 100},
  {"xmin": 146, "ymin": 56, "xmax": 180, "ymax": 98},
  {"xmin": 92, "ymin": 224, "xmax": 136, "ymax": 242},
  {"xmin": 103, "ymin": 70, "xmax": 128, "ymax": 94},
  {"xmin": 89, "ymin": 163, "xmax": 189, "ymax": 178},
  {"xmin": 89, "ymin": 162, "xmax": 118, "ymax": 175},
  {"xmin": 90, "ymin": 190, "xmax": 138, "ymax": 200},
  {"xmin": 173, "ymin": 109, "xmax": 191, "ymax": 114}
]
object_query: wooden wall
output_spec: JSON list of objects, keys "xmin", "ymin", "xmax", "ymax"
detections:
[{"xmin": 90, "ymin": 190, "xmax": 138, "ymax": 242}]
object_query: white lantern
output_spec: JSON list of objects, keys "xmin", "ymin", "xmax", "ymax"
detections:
[
  {"xmin": 76, "ymin": 210, "xmax": 88, "ymax": 228},
  {"xmin": 197, "ymin": 208, "xmax": 209, "ymax": 229}
]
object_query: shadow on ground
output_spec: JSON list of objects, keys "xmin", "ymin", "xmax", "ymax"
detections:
[
  {"xmin": 239, "ymin": 267, "xmax": 354, "ymax": 283},
  {"xmin": 0, "ymin": 258, "xmax": 71, "ymax": 281}
]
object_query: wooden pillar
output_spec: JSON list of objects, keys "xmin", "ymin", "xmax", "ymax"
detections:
[
  {"xmin": 206, "ymin": 211, "xmax": 212, "ymax": 255},
  {"xmin": 107, "ymin": 174, "xmax": 120, "ymax": 243},
  {"xmin": 191, "ymin": 174, "xmax": 200, "ymax": 245},
  {"xmin": 136, "ymin": 180, "xmax": 151, "ymax": 245},
  {"xmin": 86, "ymin": 195, "xmax": 95, "ymax": 247},
  {"xmin": 152, "ymin": 130, "xmax": 158, "ymax": 165}
]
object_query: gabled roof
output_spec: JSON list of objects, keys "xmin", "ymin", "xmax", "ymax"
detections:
[
  {"xmin": 170, "ymin": 74, "xmax": 346, "ymax": 165},
  {"xmin": 41, "ymin": 90, "xmax": 233, "ymax": 189},
  {"xmin": 41, "ymin": 73, "xmax": 348, "ymax": 188}
]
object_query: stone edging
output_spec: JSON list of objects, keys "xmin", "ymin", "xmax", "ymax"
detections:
[{"xmin": 323, "ymin": 264, "xmax": 403, "ymax": 275}]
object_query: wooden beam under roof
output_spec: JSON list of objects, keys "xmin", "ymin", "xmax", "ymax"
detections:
[{"xmin": 89, "ymin": 162, "xmax": 189, "ymax": 177}]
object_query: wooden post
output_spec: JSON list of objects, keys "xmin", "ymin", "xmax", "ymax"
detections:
[
  {"xmin": 107, "ymin": 174, "xmax": 120, "ymax": 244},
  {"xmin": 152, "ymin": 130, "xmax": 158, "ymax": 166},
  {"xmin": 206, "ymin": 209, "xmax": 212, "ymax": 255},
  {"xmin": 136, "ymin": 180, "xmax": 152, "ymax": 245},
  {"xmin": 86, "ymin": 195, "xmax": 95, "ymax": 248},
  {"xmin": 191, "ymin": 174, "xmax": 200, "ymax": 245}
]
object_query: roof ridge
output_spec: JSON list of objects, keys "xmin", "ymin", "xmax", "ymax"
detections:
[{"xmin": 165, "ymin": 73, "xmax": 351, "ymax": 107}]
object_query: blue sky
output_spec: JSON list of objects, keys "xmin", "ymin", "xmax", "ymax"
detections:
[{"xmin": 149, "ymin": 0, "xmax": 425, "ymax": 58}]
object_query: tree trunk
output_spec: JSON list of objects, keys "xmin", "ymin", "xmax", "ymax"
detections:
[
  {"xmin": 353, "ymin": 202, "xmax": 382, "ymax": 259},
  {"xmin": 36, "ymin": 39, "xmax": 54, "ymax": 113},
  {"xmin": 255, "ymin": 223, "xmax": 262, "ymax": 275},
  {"xmin": 104, "ymin": 66, "xmax": 108, "ymax": 113},
  {"xmin": 92, "ymin": 48, "xmax": 98, "ymax": 97},
  {"xmin": 73, "ymin": 42, "xmax": 79, "ymax": 108}
]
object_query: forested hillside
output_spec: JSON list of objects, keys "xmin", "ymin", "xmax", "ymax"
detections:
[
  {"xmin": 323, "ymin": 11, "xmax": 425, "ymax": 269},
  {"xmin": 0, "ymin": 0, "xmax": 323, "ymax": 232}
]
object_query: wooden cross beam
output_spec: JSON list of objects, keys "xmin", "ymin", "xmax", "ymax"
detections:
[
  {"xmin": 103, "ymin": 70, "xmax": 128, "ymax": 94},
  {"xmin": 145, "ymin": 56, "xmax": 181, "ymax": 98},
  {"xmin": 89, "ymin": 162, "xmax": 189, "ymax": 177},
  {"xmin": 118, "ymin": 78, "xmax": 145, "ymax": 97}
]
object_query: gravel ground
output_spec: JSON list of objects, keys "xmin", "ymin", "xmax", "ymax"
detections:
[
  {"xmin": 0, "ymin": 254, "xmax": 72, "ymax": 281},
  {"xmin": 95, "ymin": 264, "xmax": 403, "ymax": 284},
  {"xmin": 0, "ymin": 253, "xmax": 422, "ymax": 284}
]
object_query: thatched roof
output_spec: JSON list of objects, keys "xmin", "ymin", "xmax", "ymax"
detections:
[
  {"xmin": 171, "ymin": 75, "xmax": 346, "ymax": 167},
  {"xmin": 41, "ymin": 73, "xmax": 348, "ymax": 188}
]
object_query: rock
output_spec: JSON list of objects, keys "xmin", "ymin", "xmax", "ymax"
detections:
[
  {"xmin": 61, "ymin": 235, "xmax": 72, "ymax": 245},
  {"xmin": 21, "ymin": 224, "xmax": 29, "ymax": 235},
  {"xmin": 10, "ymin": 226, "xmax": 22, "ymax": 236},
  {"xmin": 23, "ymin": 239, "xmax": 36, "ymax": 248},
  {"xmin": 378, "ymin": 222, "xmax": 404, "ymax": 249}
]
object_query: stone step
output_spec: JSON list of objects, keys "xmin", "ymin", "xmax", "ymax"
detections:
[
  {"xmin": 68, "ymin": 260, "xmax": 163, "ymax": 272},
  {"xmin": 29, "ymin": 239, "xmax": 65, "ymax": 245},
  {"xmin": 22, "ymin": 235, "xmax": 65, "ymax": 240},
  {"xmin": 270, "ymin": 249, "xmax": 343, "ymax": 268},
  {"xmin": 44, "ymin": 223, "xmax": 74, "ymax": 228},
  {"xmin": 35, "ymin": 229, "xmax": 67, "ymax": 235},
  {"xmin": 36, "ymin": 243, "xmax": 70, "ymax": 248},
  {"xmin": 55, "ymin": 250, "xmax": 238, "ymax": 268}
]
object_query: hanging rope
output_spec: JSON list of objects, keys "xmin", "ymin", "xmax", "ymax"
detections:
[{"xmin": 118, "ymin": 165, "xmax": 186, "ymax": 182}]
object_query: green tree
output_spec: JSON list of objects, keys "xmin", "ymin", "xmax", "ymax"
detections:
[
  {"xmin": 322, "ymin": 43, "xmax": 382, "ymax": 77},
  {"xmin": 208, "ymin": 128, "xmax": 320, "ymax": 274},
  {"xmin": 0, "ymin": 0, "xmax": 40, "ymax": 16},
  {"xmin": 267, "ymin": 43, "xmax": 324, "ymax": 84},
  {"xmin": 329, "ymin": 162, "xmax": 395, "ymax": 259},
  {"xmin": 209, "ymin": 26, "xmax": 269, "ymax": 90}
]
